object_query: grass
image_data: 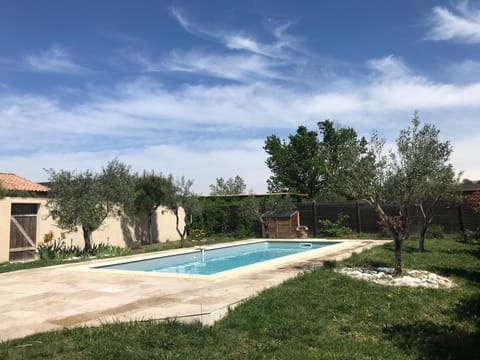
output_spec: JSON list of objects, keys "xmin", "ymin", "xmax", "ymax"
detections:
[{"xmin": 0, "ymin": 236, "xmax": 479, "ymax": 359}]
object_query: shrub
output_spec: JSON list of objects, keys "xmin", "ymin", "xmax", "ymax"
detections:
[
  {"xmin": 323, "ymin": 259, "xmax": 337, "ymax": 269},
  {"xmin": 37, "ymin": 231, "xmax": 128, "ymax": 260},
  {"xmin": 459, "ymin": 229, "xmax": 480, "ymax": 244},
  {"xmin": 426, "ymin": 224, "xmax": 445, "ymax": 239},
  {"xmin": 318, "ymin": 213, "xmax": 352, "ymax": 237},
  {"xmin": 189, "ymin": 228, "xmax": 207, "ymax": 241}
]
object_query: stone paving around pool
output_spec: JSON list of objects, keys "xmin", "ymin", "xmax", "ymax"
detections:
[{"xmin": 0, "ymin": 239, "xmax": 388, "ymax": 341}]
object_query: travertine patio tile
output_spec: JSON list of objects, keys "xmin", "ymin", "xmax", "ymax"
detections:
[{"xmin": 0, "ymin": 239, "xmax": 387, "ymax": 341}]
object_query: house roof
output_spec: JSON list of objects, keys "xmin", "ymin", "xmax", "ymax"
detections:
[
  {"xmin": 274, "ymin": 210, "xmax": 299, "ymax": 219},
  {"xmin": 0, "ymin": 173, "xmax": 49, "ymax": 193}
]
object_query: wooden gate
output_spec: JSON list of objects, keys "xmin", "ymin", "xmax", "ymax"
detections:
[{"xmin": 9, "ymin": 203, "xmax": 39, "ymax": 261}]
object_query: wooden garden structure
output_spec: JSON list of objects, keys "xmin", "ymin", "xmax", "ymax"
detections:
[{"xmin": 268, "ymin": 210, "xmax": 301, "ymax": 238}]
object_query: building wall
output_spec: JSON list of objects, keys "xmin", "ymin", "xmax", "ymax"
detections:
[{"xmin": 0, "ymin": 196, "xmax": 185, "ymax": 262}]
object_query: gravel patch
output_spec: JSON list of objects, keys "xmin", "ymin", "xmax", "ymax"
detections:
[{"xmin": 337, "ymin": 267, "xmax": 455, "ymax": 288}]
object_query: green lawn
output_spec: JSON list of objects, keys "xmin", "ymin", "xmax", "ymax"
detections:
[{"xmin": 0, "ymin": 237, "xmax": 479, "ymax": 359}]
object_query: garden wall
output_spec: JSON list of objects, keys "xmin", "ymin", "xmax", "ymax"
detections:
[{"xmin": 0, "ymin": 196, "xmax": 184, "ymax": 262}]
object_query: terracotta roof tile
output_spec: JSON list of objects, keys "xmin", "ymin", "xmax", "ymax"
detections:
[{"xmin": 0, "ymin": 173, "xmax": 49, "ymax": 193}]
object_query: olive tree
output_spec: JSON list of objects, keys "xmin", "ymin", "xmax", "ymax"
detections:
[
  {"xmin": 164, "ymin": 176, "xmax": 200, "ymax": 248},
  {"xmin": 392, "ymin": 116, "xmax": 460, "ymax": 252},
  {"xmin": 132, "ymin": 173, "xmax": 172, "ymax": 244},
  {"xmin": 209, "ymin": 175, "xmax": 247, "ymax": 195},
  {"xmin": 46, "ymin": 159, "xmax": 133, "ymax": 251},
  {"xmin": 331, "ymin": 114, "xmax": 458, "ymax": 274}
]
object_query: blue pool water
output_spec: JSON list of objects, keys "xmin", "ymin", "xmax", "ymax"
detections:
[{"xmin": 95, "ymin": 241, "xmax": 338, "ymax": 275}]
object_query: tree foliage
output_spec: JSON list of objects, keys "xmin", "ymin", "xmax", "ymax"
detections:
[
  {"xmin": 132, "ymin": 173, "xmax": 172, "ymax": 244},
  {"xmin": 330, "ymin": 113, "xmax": 459, "ymax": 274},
  {"xmin": 264, "ymin": 121, "xmax": 368, "ymax": 199},
  {"xmin": 164, "ymin": 176, "xmax": 200, "ymax": 247},
  {"xmin": 0, "ymin": 183, "xmax": 5, "ymax": 198},
  {"xmin": 46, "ymin": 159, "xmax": 133, "ymax": 251},
  {"xmin": 192, "ymin": 197, "xmax": 255, "ymax": 238},
  {"xmin": 209, "ymin": 175, "xmax": 247, "ymax": 195},
  {"xmin": 264, "ymin": 126, "xmax": 323, "ymax": 198},
  {"xmin": 391, "ymin": 115, "xmax": 460, "ymax": 252}
]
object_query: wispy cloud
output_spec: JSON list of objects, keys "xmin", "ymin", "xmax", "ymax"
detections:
[
  {"xmin": 367, "ymin": 55, "xmax": 412, "ymax": 81},
  {"xmin": 131, "ymin": 50, "xmax": 289, "ymax": 82},
  {"xmin": 24, "ymin": 44, "xmax": 89, "ymax": 75},
  {"xmin": 131, "ymin": 8, "xmax": 308, "ymax": 84},
  {"xmin": 2, "ymin": 57, "xmax": 480, "ymax": 159},
  {"xmin": 447, "ymin": 59, "xmax": 480, "ymax": 82},
  {"xmin": 425, "ymin": 1, "xmax": 480, "ymax": 43},
  {"xmin": 169, "ymin": 7, "xmax": 303, "ymax": 59},
  {"xmin": 169, "ymin": 7, "xmax": 214, "ymax": 39}
]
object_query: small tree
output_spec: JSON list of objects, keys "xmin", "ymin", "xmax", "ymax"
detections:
[
  {"xmin": 46, "ymin": 159, "xmax": 133, "ymax": 251},
  {"xmin": 245, "ymin": 195, "xmax": 295, "ymax": 238},
  {"xmin": 133, "ymin": 173, "xmax": 172, "ymax": 244},
  {"xmin": 415, "ymin": 166, "xmax": 460, "ymax": 251},
  {"xmin": 165, "ymin": 176, "xmax": 200, "ymax": 247},
  {"xmin": 392, "ymin": 114, "xmax": 460, "ymax": 252},
  {"xmin": 331, "ymin": 114, "xmax": 457, "ymax": 274},
  {"xmin": 209, "ymin": 175, "xmax": 247, "ymax": 195},
  {"xmin": 0, "ymin": 183, "xmax": 5, "ymax": 198},
  {"xmin": 333, "ymin": 133, "xmax": 413, "ymax": 275}
]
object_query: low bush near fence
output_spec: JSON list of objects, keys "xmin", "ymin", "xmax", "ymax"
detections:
[{"xmin": 318, "ymin": 213, "xmax": 352, "ymax": 237}]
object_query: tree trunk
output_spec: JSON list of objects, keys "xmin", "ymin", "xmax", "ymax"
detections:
[
  {"xmin": 417, "ymin": 204, "xmax": 432, "ymax": 253},
  {"xmin": 148, "ymin": 211, "xmax": 153, "ymax": 245},
  {"xmin": 263, "ymin": 222, "xmax": 270, "ymax": 238},
  {"xmin": 419, "ymin": 225, "xmax": 427, "ymax": 253},
  {"xmin": 371, "ymin": 201, "xmax": 404, "ymax": 277},
  {"xmin": 82, "ymin": 226, "xmax": 93, "ymax": 252},
  {"xmin": 174, "ymin": 210, "xmax": 184, "ymax": 248},
  {"xmin": 393, "ymin": 236, "xmax": 403, "ymax": 276}
]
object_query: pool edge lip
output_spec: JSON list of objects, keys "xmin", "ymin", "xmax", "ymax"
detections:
[{"xmin": 60, "ymin": 239, "xmax": 388, "ymax": 281}]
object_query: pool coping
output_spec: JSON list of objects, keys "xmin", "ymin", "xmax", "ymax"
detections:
[{"xmin": 62, "ymin": 239, "xmax": 354, "ymax": 281}]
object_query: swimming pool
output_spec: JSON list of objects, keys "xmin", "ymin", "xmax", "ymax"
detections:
[{"xmin": 95, "ymin": 241, "xmax": 339, "ymax": 275}]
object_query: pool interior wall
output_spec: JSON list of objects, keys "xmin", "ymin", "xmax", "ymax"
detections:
[{"xmin": 95, "ymin": 240, "xmax": 339, "ymax": 275}]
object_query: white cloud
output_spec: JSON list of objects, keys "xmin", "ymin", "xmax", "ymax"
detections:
[
  {"xmin": 426, "ymin": 1, "xmax": 480, "ymax": 43},
  {"xmin": 2, "ymin": 54, "xmax": 480, "ymax": 191},
  {"xmin": 451, "ymin": 133, "xmax": 480, "ymax": 179},
  {"xmin": 447, "ymin": 59, "xmax": 480, "ymax": 82},
  {"xmin": 24, "ymin": 44, "xmax": 89, "ymax": 75},
  {"xmin": 170, "ymin": 7, "xmax": 303, "ymax": 60},
  {"xmin": 169, "ymin": 7, "xmax": 208, "ymax": 38},
  {"xmin": 367, "ymin": 55, "xmax": 412, "ymax": 81},
  {"xmin": 133, "ymin": 50, "xmax": 287, "ymax": 82},
  {"xmin": 0, "ymin": 141, "xmax": 271, "ymax": 195}
]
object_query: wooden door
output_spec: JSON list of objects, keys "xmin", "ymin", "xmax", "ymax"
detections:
[{"xmin": 9, "ymin": 204, "xmax": 38, "ymax": 261}]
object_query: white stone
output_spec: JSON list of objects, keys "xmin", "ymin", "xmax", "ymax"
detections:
[{"xmin": 336, "ymin": 267, "xmax": 454, "ymax": 288}]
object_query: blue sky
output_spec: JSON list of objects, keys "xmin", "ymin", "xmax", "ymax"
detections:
[{"xmin": 1, "ymin": 0, "xmax": 479, "ymax": 193}]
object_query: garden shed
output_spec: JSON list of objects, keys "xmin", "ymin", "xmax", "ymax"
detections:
[{"xmin": 268, "ymin": 210, "xmax": 301, "ymax": 238}]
